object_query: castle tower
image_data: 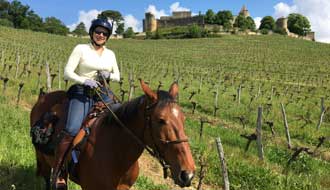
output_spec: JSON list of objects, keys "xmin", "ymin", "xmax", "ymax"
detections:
[
  {"xmin": 276, "ymin": 17, "xmax": 289, "ymax": 34},
  {"xmin": 143, "ymin": 12, "xmax": 157, "ymax": 32},
  {"xmin": 239, "ymin": 5, "xmax": 250, "ymax": 17}
]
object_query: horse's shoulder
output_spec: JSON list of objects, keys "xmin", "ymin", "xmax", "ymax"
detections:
[{"xmin": 31, "ymin": 90, "xmax": 68, "ymax": 126}]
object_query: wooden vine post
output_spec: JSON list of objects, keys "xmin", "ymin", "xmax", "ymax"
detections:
[
  {"xmin": 215, "ymin": 137, "xmax": 230, "ymax": 190},
  {"xmin": 16, "ymin": 82, "xmax": 24, "ymax": 107},
  {"xmin": 281, "ymin": 103, "xmax": 292, "ymax": 149},
  {"xmin": 256, "ymin": 106, "xmax": 264, "ymax": 160},
  {"xmin": 46, "ymin": 62, "xmax": 51, "ymax": 92},
  {"xmin": 317, "ymin": 97, "xmax": 326, "ymax": 130}
]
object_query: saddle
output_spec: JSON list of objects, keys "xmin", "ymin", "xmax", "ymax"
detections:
[{"xmin": 30, "ymin": 92, "xmax": 118, "ymax": 155}]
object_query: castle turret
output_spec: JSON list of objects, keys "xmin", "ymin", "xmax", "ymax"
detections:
[
  {"xmin": 239, "ymin": 5, "xmax": 250, "ymax": 17},
  {"xmin": 276, "ymin": 17, "xmax": 289, "ymax": 34},
  {"xmin": 143, "ymin": 12, "xmax": 157, "ymax": 32}
]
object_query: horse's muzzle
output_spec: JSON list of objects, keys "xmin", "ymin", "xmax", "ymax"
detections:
[{"xmin": 178, "ymin": 170, "xmax": 194, "ymax": 187}]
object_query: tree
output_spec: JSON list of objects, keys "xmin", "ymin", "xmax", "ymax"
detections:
[
  {"xmin": 0, "ymin": 0, "xmax": 10, "ymax": 19},
  {"xmin": 123, "ymin": 27, "xmax": 135, "ymax": 38},
  {"xmin": 234, "ymin": 15, "xmax": 255, "ymax": 31},
  {"xmin": 72, "ymin": 22, "xmax": 88, "ymax": 36},
  {"xmin": 43, "ymin": 17, "xmax": 69, "ymax": 35},
  {"xmin": 115, "ymin": 23, "xmax": 124, "ymax": 35},
  {"xmin": 259, "ymin": 16, "xmax": 275, "ymax": 31},
  {"xmin": 26, "ymin": 10, "xmax": 43, "ymax": 31},
  {"xmin": 287, "ymin": 13, "xmax": 311, "ymax": 36},
  {"xmin": 215, "ymin": 10, "xmax": 233, "ymax": 31},
  {"xmin": 246, "ymin": 16, "xmax": 256, "ymax": 31},
  {"xmin": 204, "ymin": 9, "xmax": 215, "ymax": 24},
  {"xmin": 7, "ymin": 0, "xmax": 29, "ymax": 28},
  {"xmin": 234, "ymin": 15, "xmax": 248, "ymax": 31},
  {"xmin": 98, "ymin": 10, "xmax": 124, "ymax": 34}
]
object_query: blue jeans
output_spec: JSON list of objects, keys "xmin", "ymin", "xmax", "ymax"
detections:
[{"xmin": 65, "ymin": 84, "xmax": 115, "ymax": 136}]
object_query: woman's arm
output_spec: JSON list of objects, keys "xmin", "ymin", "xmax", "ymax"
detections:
[{"xmin": 64, "ymin": 45, "xmax": 87, "ymax": 84}]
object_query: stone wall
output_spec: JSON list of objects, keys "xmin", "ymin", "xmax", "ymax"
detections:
[{"xmin": 157, "ymin": 16, "xmax": 204, "ymax": 29}]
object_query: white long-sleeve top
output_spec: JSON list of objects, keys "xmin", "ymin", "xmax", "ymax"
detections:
[{"xmin": 64, "ymin": 43, "xmax": 120, "ymax": 84}]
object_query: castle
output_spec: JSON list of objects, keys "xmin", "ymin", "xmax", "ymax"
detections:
[
  {"xmin": 143, "ymin": 11, "xmax": 204, "ymax": 32},
  {"xmin": 143, "ymin": 5, "xmax": 251, "ymax": 33},
  {"xmin": 143, "ymin": 5, "xmax": 315, "ymax": 41}
]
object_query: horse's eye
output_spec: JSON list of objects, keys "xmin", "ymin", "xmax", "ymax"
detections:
[{"xmin": 158, "ymin": 119, "xmax": 166, "ymax": 125}]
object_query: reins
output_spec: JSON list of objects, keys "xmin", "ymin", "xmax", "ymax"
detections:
[
  {"xmin": 94, "ymin": 74, "xmax": 188, "ymax": 178},
  {"xmin": 94, "ymin": 88, "xmax": 172, "ymax": 178}
]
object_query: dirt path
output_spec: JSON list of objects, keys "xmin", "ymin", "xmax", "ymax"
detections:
[{"xmin": 137, "ymin": 151, "xmax": 198, "ymax": 190}]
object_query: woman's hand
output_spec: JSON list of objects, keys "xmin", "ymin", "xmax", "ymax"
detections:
[
  {"xmin": 99, "ymin": 70, "xmax": 111, "ymax": 79},
  {"xmin": 83, "ymin": 79, "xmax": 100, "ymax": 88}
]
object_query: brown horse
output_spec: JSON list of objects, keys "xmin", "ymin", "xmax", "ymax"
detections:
[{"xmin": 30, "ymin": 80, "xmax": 195, "ymax": 190}]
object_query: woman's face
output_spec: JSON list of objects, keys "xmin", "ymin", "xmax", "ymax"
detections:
[{"xmin": 93, "ymin": 26, "xmax": 109, "ymax": 45}]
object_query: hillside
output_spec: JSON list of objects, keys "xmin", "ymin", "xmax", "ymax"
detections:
[{"xmin": 1, "ymin": 26, "xmax": 330, "ymax": 190}]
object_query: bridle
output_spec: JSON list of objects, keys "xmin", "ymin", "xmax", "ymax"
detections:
[
  {"xmin": 143, "ymin": 98, "xmax": 189, "ymax": 178},
  {"xmin": 95, "ymin": 90, "xmax": 188, "ymax": 179}
]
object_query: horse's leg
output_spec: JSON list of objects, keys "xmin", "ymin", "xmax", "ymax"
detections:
[
  {"xmin": 35, "ymin": 151, "xmax": 52, "ymax": 190},
  {"xmin": 116, "ymin": 162, "xmax": 139, "ymax": 190},
  {"xmin": 44, "ymin": 176, "xmax": 50, "ymax": 190}
]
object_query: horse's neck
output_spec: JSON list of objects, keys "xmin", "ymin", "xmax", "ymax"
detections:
[{"xmin": 94, "ymin": 101, "xmax": 146, "ymax": 161}]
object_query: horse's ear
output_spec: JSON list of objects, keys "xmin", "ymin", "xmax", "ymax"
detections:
[
  {"xmin": 169, "ymin": 81, "xmax": 179, "ymax": 99},
  {"xmin": 139, "ymin": 79, "xmax": 157, "ymax": 102}
]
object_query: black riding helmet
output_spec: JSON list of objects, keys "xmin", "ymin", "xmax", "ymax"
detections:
[{"xmin": 89, "ymin": 18, "xmax": 112, "ymax": 45}]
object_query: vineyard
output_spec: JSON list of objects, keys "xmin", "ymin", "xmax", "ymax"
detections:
[{"xmin": 1, "ymin": 25, "xmax": 330, "ymax": 190}]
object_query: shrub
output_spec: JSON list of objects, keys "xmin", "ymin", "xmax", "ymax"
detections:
[{"xmin": 260, "ymin": 28, "xmax": 270, "ymax": 35}]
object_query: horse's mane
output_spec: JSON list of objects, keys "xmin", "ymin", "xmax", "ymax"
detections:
[{"xmin": 113, "ymin": 90, "xmax": 176, "ymax": 121}]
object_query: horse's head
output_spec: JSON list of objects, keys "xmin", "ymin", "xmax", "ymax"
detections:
[{"xmin": 140, "ymin": 79, "xmax": 195, "ymax": 187}]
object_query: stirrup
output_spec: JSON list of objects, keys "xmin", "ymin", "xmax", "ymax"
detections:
[{"xmin": 55, "ymin": 177, "xmax": 67, "ymax": 189}]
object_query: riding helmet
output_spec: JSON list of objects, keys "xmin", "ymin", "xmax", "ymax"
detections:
[{"xmin": 89, "ymin": 18, "xmax": 112, "ymax": 39}]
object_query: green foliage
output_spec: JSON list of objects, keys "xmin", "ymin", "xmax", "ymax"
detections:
[
  {"xmin": 43, "ymin": 17, "xmax": 69, "ymax": 35},
  {"xmin": 273, "ymin": 27, "xmax": 287, "ymax": 35},
  {"xmin": 288, "ymin": 13, "xmax": 311, "ymax": 36},
  {"xmin": 25, "ymin": 10, "xmax": 43, "ymax": 31},
  {"xmin": 146, "ymin": 25, "xmax": 208, "ymax": 39},
  {"xmin": 246, "ymin": 16, "xmax": 256, "ymax": 31},
  {"xmin": 134, "ymin": 176, "xmax": 168, "ymax": 190},
  {"xmin": 98, "ymin": 10, "xmax": 123, "ymax": 34},
  {"xmin": 186, "ymin": 24, "xmax": 203, "ymax": 38},
  {"xmin": 123, "ymin": 27, "xmax": 135, "ymax": 38},
  {"xmin": 234, "ymin": 15, "xmax": 255, "ymax": 31},
  {"xmin": 115, "ymin": 23, "xmax": 125, "ymax": 35},
  {"xmin": 72, "ymin": 22, "xmax": 88, "ymax": 37},
  {"xmin": 260, "ymin": 28, "xmax": 270, "ymax": 35},
  {"xmin": 204, "ymin": 9, "xmax": 215, "ymax": 24},
  {"xmin": 259, "ymin": 16, "xmax": 275, "ymax": 31},
  {"xmin": 0, "ymin": 0, "xmax": 69, "ymax": 35},
  {"xmin": 0, "ymin": 18, "xmax": 13, "ymax": 27},
  {"xmin": 215, "ymin": 10, "xmax": 233, "ymax": 31}
]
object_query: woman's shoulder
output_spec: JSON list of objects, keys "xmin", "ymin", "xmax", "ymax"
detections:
[
  {"xmin": 74, "ymin": 44, "xmax": 90, "ymax": 49},
  {"xmin": 104, "ymin": 47, "xmax": 116, "ymax": 56}
]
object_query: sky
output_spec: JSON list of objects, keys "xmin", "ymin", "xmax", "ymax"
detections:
[{"xmin": 11, "ymin": 0, "xmax": 330, "ymax": 43}]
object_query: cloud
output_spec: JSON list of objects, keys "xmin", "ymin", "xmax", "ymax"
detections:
[
  {"xmin": 254, "ymin": 17, "xmax": 262, "ymax": 29},
  {"xmin": 124, "ymin": 14, "xmax": 142, "ymax": 32},
  {"xmin": 274, "ymin": 0, "xmax": 330, "ymax": 43},
  {"xmin": 145, "ymin": 5, "xmax": 168, "ymax": 19},
  {"xmin": 273, "ymin": 2, "xmax": 297, "ymax": 19},
  {"xmin": 170, "ymin": 2, "xmax": 190, "ymax": 12},
  {"xmin": 67, "ymin": 9, "xmax": 101, "ymax": 32},
  {"xmin": 145, "ymin": 2, "xmax": 197, "ymax": 19}
]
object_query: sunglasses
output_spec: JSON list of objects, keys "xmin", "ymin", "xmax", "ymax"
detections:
[{"xmin": 94, "ymin": 30, "xmax": 109, "ymax": 37}]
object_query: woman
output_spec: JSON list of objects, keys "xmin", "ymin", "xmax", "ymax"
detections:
[{"xmin": 52, "ymin": 18, "xmax": 120, "ymax": 189}]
